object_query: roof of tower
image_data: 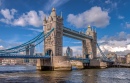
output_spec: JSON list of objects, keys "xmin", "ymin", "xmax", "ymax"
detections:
[
  {"xmin": 88, "ymin": 25, "xmax": 91, "ymax": 28},
  {"xmin": 86, "ymin": 25, "xmax": 92, "ymax": 32},
  {"xmin": 51, "ymin": 8, "xmax": 56, "ymax": 17},
  {"xmin": 52, "ymin": 7, "xmax": 55, "ymax": 11}
]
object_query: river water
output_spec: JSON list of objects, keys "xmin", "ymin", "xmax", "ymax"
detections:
[{"xmin": 0, "ymin": 65, "xmax": 130, "ymax": 83}]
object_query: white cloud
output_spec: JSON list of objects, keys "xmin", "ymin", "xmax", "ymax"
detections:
[
  {"xmin": 98, "ymin": 31, "xmax": 130, "ymax": 55},
  {"xmin": 13, "ymin": 11, "xmax": 46, "ymax": 27},
  {"xmin": 104, "ymin": 0, "xmax": 118, "ymax": 13},
  {"xmin": 105, "ymin": 0, "xmax": 117, "ymax": 8},
  {"xmin": 45, "ymin": 0, "xmax": 69, "ymax": 11},
  {"xmin": 118, "ymin": 15, "xmax": 124, "ymax": 19},
  {"xmin": 0, "ymin": 45, "xmax": 4, "ymax": 50},
  {"xmin": 0, "ymin": 9, "xmax": 47, "ymax": 27},
  {"xmin": 67, "ymin": 6, "xmax": 110, "ymax": 28},
  {"xmin": 105, "ymin": 0, "xmax": 111, "ymax": 4},
  {"xmin": 126, "ymin": 22, "xmax": 130, "ymax": 28},
  {"xmin": 0, "ymin": 9, "xmax": 17, "ymax": 24},
  {"xmin": 0, "ymin": 9, "xmax": 16, "ymax": 20},
  {"xmin": 27, "ymin": 28, "xmax": 42, "ymax": 32},
  {"xmin": 72, "ymin": 42, "xmax": 81, "ymax": 44}
]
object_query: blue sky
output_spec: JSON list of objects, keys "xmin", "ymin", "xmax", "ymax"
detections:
[{"xmin": 0, "ymin": 0, "xmax": 130, "ymax": 55}]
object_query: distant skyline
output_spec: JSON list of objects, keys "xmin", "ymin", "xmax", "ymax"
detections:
[{"xmin": 0, "ymin": 0, "xmax": 130, "ymax": 55}]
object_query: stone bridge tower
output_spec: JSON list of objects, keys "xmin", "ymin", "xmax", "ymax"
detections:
[
  {"xmin": 37, "ymin": 8, "xmax": 71, "ymax": 71},
  {"xmin": 86, "ymin": 25, "xmax": 97, "ymax": 59},
  {"xmin": 44, "ymin": 8, "xmax": 63, "ymax": 56},
  {"xmin": 83, "ymin": 25, "xmax": 97, "ymax": 59}
]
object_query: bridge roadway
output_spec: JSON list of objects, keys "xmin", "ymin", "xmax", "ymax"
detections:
[
  {"xmin": 0, "ymin": 54, "xmax": 90, "ymax": 63},
  {"xmin": 0, "ymin": 54, "xmax": 51, "ymax": 59},
  {"xmin": 63, "ymin": 27, "xmax": 93, "ymax": 40}
]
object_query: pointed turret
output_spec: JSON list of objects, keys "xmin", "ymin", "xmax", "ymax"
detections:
[
  {"xmin": 44, "ymin": 16, "xmax": 46, "ymax": 20},
  {"xmin": 52, "ymin": 7, "xmax": 55, "ymax": 11},
  {"xmin": 51, "ymin": 7, "xmax": 56, "ymax": 17},
  {"xmin": 86, "ymin": 25, "xmax": 92, "ymax": 34},
  {"xmin": 43, "ymin": 16, "xmax": 47, "ymax": 25},
  {"xmin": 48, "ymin": 16, "xmax": 53, "ymax": 22},
  {"xmin": 88, "ymin": 25, "xmax": 92, "ymax": 30}
]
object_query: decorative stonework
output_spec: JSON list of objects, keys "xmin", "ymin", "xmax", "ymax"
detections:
[
  {"xmin": 82, "ymin": 25, "xmax": 97, "ymax": 59},
  {"xmin": 43, "ymin": 8, "xmax": 63, "ymax": 56}
]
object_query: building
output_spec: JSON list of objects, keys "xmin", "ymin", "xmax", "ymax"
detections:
[
  {"xmin": 116, "ymin": 56, "xmax": 126, "ymax": 63},
  {"xmin": 1, "ymin": 59, "xmax": 24, "ymax": 65},
  {"xmin": 0, "ymin": 58, "xmax": 3, "ymax": 65},
  {"xmin": 126, "ymin": 53, "xmax": 130, "ymax": 64},
  {"xmin": 66, "ymin": 46, "xmax": 73, "ymax": 57},
  {"xmin": 70, "ymin": 49, "xmax": 73, "ymax": 57},
  {"xmin": 106, "ymin": 52, "xmax": 117, "ymax": 62},
  {"xmin": 24, "ymin": 44, "xmax": 35, "ymax": 64}
]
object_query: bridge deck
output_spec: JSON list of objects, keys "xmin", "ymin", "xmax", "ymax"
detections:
[
  {"xmin": 63, "ymin": 27, "xmax": 93, "ymax": 40},
  {"xmin": 0, "ymin": 54, "xmax": 51, "ymax": 59}
]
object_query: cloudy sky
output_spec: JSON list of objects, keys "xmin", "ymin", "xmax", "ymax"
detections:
[{"xmin": 0, "ymin": 0, "xmax": 130, "ymax": 56}]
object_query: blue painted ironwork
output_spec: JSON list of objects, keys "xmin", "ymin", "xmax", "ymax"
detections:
[
  {"xmin": 0, "ymin": 28, "xmax": 54, "ymax": 59},
  {"xmin": 97, "ymin": 43, "xmax": 114, "ymax": 63},
  {"xmin": 0, "ymin": 54, "xmax": 50, "ymax": 59},
  {"xmin": 0, "ymin": 32, "xmax": 43, "ymax": 52},
  {"xmin": 0, "ymin": 28, "xmax": 54, "ymax": 54}
]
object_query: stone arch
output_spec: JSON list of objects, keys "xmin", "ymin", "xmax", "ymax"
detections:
[{"xmin": 45, "ymin": 49, "xmax": 53, "ymax": 56}]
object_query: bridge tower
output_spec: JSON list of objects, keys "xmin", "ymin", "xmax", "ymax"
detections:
[
  {"xmin": 37, "ymin": 8, "xmax": 71, "ymax": 71},
  {"xmin": 44, "ymin": 8, "xmax": 63, "ymax": 56},
  {"xmin": 83, "ymin": 25, "xmax": 97, "ymax": 59}
]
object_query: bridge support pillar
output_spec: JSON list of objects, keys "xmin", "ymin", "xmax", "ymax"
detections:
[
  {"xmin": 36, "ymin": 56, "xmax": 72, "ymax": 71},
  {"xmin": 36, "ymin": 58, "xmax": 53, "ymax": 71},
  {"xmin": 90, "ymin": 59, "xmax": 107, "ymax": 68},
  {"xmin": 52, "ymin": 56, "xmax": 72, "ymax": 70}
]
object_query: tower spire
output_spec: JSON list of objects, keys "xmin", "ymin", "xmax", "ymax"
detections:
[
  {"xmin": 88, "ymin": 25, "xmax": 91, "ymax": 28},
  {"xmin": 52, "ymin": 7, "xmax": 55, "ymax": 11},
  {"xmin": 51, "ymin": 7, "xmax": 56, "ymax": 17},
  {"xmin": 87, "ymin": 25, "xmax": 92, "ymax": 31},
  {"xmin": 44, "ymin": 16, "xmax": 46, "ymax": 21},
  {"xmin": 43, "ymin": 16, "xmax": 47, "ymax": 25}
]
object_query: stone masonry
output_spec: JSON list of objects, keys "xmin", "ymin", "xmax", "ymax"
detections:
[
  {"xmin": 44, "ymin": 8, "xmax": 63, "ymax": 56},
  {"xmin": 82, "ymin": 25, "xmax": 97, "ymax": 59}
]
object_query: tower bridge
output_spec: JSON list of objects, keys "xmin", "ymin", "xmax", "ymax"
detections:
[{"xmin": 0, "ymin": 8, "xmax": 113, "ymax": 70}]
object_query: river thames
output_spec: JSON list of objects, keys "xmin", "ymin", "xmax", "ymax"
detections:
[{"xmin": 0, "ymin": 65, "xmax": 130, "ymax": 83}]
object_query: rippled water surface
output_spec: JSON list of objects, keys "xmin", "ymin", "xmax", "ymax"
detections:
[{"xmin": 0, "ymin": 65, "xmax": 130, "ymax": 83}]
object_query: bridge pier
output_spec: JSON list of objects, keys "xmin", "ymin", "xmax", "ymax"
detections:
[
  {"xmin": 89, "ymin": 59, "xmax": 107, "ymax": 68},
  {"xmin": 36, "ymin": 56, "xmax": 72, "ymax": 71},
  {"xmin": 36, "ymin": 58, "xmax": 53, "ymax": 71}
]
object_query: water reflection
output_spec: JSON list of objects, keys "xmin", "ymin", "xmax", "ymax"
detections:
[{"xmin": 0, "ymin": 66, "xmax": 130, "ymax": 83}]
